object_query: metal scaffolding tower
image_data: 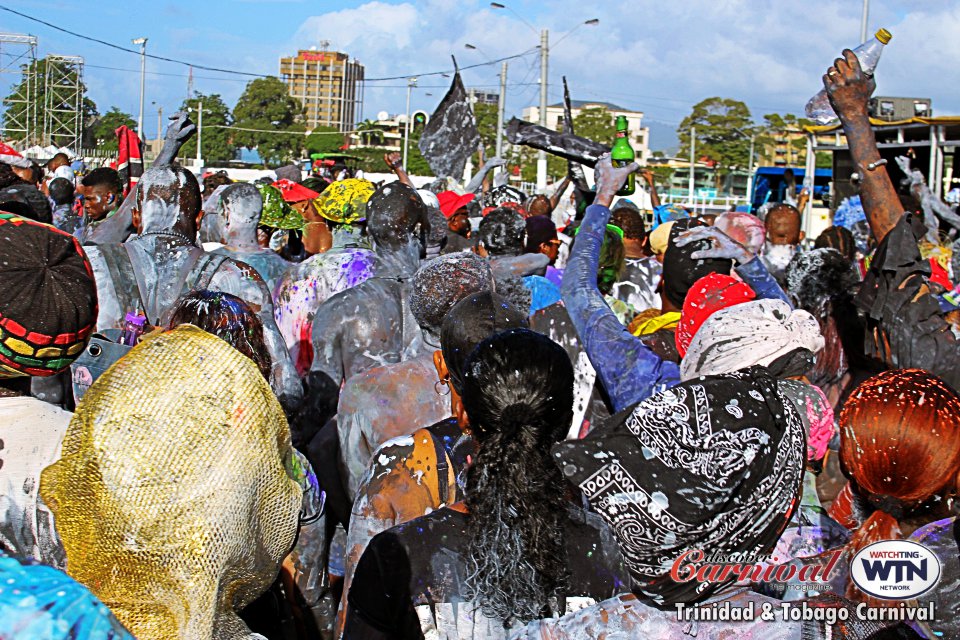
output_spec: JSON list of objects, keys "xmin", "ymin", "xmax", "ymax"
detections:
[
  {"xmin": 43, "ymin": 55, "xmax": 84, "ymax": 151},
  {"xmin": 0, "ymin": 33, "xmax": 38, "ymax": 145}
]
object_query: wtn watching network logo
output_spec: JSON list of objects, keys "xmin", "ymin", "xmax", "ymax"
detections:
[{"xmin": 851, "ymin": 540, "xmax": 941, "ymax": 599}]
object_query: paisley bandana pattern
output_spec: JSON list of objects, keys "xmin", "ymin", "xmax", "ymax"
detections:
[{"xmin": 553, "ymin": 367, "xmax": 806, "ymax": 605}]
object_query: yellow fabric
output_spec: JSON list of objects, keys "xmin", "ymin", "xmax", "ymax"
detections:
[
  {"xmin": 314, "ymin": 178, "xmax": 375, "ymax": 224},
  {"xmin": 648, "ymin": 221, "xmax": 674, "ymax": 256},
  {"xmin": 40, "ymin": 325, "xmax": 302, "ymax": 640},
  {"xmin": 803, "ymin": 115, "xmax": 960, "ymax": 133},
  {"xmin": 629, "ymin": 311, "xmax": 681, "ymax": 337}
]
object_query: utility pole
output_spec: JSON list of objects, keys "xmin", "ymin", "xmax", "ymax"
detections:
[
  {"xmin": 132, "ymin": 38, "xmax": 147, "ymax": 138},
  {"xmin": 496, "ymin": 62, "xmax": 507, "ymax": 162},
  {"xmin": 156, "ymin": 105, "xmax": 163, "ymax": 153},
  {"xmin": 537, "ymin": 28, "xmax": 549, "ymax": 191},
  {"xmin": 746, "ymin": 133, "xmax": 755, "ymax": 202},
  {"xmin": 195, "ymin": 99, "xmax": 203, "ymax": 169},
  {"xmin": 688, "ymin": 126, "xmax": 696, "ymax": 206},
  {"xmin": 403, "ymin": 77, "xmax": 417, "ymax": 172},
  {"xmin": 860, "ymin": 0, "xmax": 870, "ymax": 43}
]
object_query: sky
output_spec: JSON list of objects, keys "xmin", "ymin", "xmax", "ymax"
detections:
[{"xmin": 1, "ymin": 0, "xmax": 958, "ymax": 151}]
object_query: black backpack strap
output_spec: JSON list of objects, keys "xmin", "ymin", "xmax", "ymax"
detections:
[
  {"xmin": 184, "ymin": 252, "xmax": 231, "ymax": 295},
  {"xmin": 431, "ymin": 432, "xmax": 452, "ymax": 505}
]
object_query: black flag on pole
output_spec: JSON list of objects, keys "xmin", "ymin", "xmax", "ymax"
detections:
[{"xmin": 418, "ymin": 65, "xmax": 480, "ymax": 180}]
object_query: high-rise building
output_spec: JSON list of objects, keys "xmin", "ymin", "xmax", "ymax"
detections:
[{"xmin": 280, "ymin": 47, "xmax": 364, "ymax": 133}]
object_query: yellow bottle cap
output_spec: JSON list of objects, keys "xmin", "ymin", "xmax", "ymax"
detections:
[{"xmin": 875, "ymin": 28, "xmax": 892, "ymax": 45}]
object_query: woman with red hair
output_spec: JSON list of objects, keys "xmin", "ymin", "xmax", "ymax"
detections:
[{"xmin": 834, "ymin": 369, "xmax": 960, "ymax": 545}]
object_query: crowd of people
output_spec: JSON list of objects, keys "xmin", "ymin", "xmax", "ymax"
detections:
[{"xmin": 2, "ymin": 46, "xmax": 960, "ymax": 640}]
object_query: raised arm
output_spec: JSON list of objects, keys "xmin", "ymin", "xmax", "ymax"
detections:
[
  {"xmin": 464, "ymin": 156, "xmax": 506, "ymax": 194},
  {"xmin": 547, "ymin": 175, "xmax": 571, "ymax": 212},
  {"xmin": 561, "ymin": 155, "xmax": 679, "ymax": 411},
  {"xmin": 824, "ymin": 49, "xmax": 901, "ymax": 244},
  {"xmin": 641, "ymin": 169, "xmax": 662, "ymax": 209},
  {"xmin": 154, "ymin": 112, "xmax": 197, "ymax": 168},
  {"xmin": 84, "ymin": 113, "xmax": 198, "ymax": 246},
  {"xmin": 383, "ymin": 152, "xmax": 415, "ymax": 189}
]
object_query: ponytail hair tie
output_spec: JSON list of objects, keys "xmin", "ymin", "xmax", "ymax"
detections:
[{"xmin": 500, "ymin": 403, "xmax": 528, "ymax": 431}]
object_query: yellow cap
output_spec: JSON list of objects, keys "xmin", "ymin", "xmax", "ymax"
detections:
[{"xmin": 875, "ymin": 28, "xmax": 892, "ymax": 45}]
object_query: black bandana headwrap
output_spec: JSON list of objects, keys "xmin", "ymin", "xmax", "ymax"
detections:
[{"xmin": 552, "ymin": 366, "xmax": 805, "ymax": 605}]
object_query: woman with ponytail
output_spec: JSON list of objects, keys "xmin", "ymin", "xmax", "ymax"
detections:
[
  {"xmin": 830, "ymin": 368, "xmax": 960, "ymax": 613},
  {"xmin": 833, "ymin": 369, "xmax": 960, "ymax": 545},
  {"xmin": 343, "ymin": 329, "xmax": 627, "ymax": 639}
]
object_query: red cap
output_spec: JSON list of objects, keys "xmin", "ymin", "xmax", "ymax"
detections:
[
  {"xmin": 675, "ymin": 273, "xmax": 756, "ymax": 358},
  {"xmin": 272, "ymin": 178, "xmax": 320, "ymax": 203},
  {"xmin": 436, "ymin": 191, "xmax": 475, "ymax": 218}
]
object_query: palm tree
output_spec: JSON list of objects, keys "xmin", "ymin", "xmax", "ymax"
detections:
[{"xmin": 356, "ymin": 119, "xmax": 385, "ymax": 147}]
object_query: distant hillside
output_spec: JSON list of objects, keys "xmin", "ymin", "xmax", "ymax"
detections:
[{"xmin": 646, "ymin": 119, "xmax": 680, "ymax": 156}]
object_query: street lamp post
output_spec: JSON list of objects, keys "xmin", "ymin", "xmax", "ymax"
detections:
[
  {"xmin": 189, "ymin": 100, "xmax": 210, "ymax": 170},
  {"xmin": 860, "ymin": 0, "xmax": 870, "ymax": 43},
  {"xmin": 490, "ymin": 3, "xmax": 597, "ymax": 191},
  {"xmin": 196, "ymin": 99, "xmax": 203, "ymax": 168},
  {"xmin": 731, "ymin": 126, "xmax": 756, "ymax": 203},
  {"xmin": 132, "ymin": 38, "xmax": 147, "ymax": 139},
  {"xmin": 496, "ymin": 62, "xmax": 507, "ymax": 160},
  {"xmin": 465, "ymin": 44, "xmax": 508, "ymax": 172},
  {"xmin": 537, "ymin": 28, "xmax": 548, "ymax": 192},
  {"xmin": 688, "ymin": 126, "xmax": 696, "ymax": 206},
  {"xmin": 402, "ymin": 77, "xmax": 417, "ymax": 172}
]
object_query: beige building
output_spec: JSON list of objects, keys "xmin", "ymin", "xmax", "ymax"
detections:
[
  {"xmin": 522, "ymin": 100, "xmax": 651, "ymax": 163},
  {"xmin": 757, "ymin": 128, "xmax": 808, "ymax": 168},
  {"xmin": 279, "ymin": 48, "xmax": 364, "ymax": 133}
]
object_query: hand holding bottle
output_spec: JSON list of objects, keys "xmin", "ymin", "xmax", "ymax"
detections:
[
  {"xmin": 806, "ymin": 28, "xmax": 889, "ymax": 125},
  {"xmin": 594, "ymin": 154, "xmax": 639, "ymax": 209},
  {"xmin": 823, "ymin": 49, "xmax": 876, "ymax": 120}
]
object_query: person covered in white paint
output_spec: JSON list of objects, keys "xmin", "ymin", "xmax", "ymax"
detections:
[
  {"xmin": 334, "ymin": 287, "xmax": 522, "ymax": 638},
  {"xmin": 344, "ymin": 328, "xmax": 627, "ymax": 640},
  {"xmin": 307, "ymin": 180, "xmax": 429, "ymax": 411},
  {"xmin": 81, "ymin": 113, "xmax": 302, "ymax": 411},
  {"xmin": 212, "ymin": 182, "xmax": 291, "ymax": 290}
]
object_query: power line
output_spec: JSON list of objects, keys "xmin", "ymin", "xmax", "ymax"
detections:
[
  {"xmin": 0, "ymin": 4, "xmax": 268, "ymax": 77},
  {"xmin": 0, "ymin": 4, "xmax": 539, "ymax": 85},
  {"xmin": 363, "ymin": 48, "xmax": 539, "ymax": 82}
]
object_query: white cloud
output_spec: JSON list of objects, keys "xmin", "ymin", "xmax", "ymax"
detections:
[{"xmin": 282, "ymin": 0, "xmax": 958, "ymax": 151}]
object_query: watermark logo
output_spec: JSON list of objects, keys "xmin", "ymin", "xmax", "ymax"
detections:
[{"xmin": 850, "ymin": 540, "xmax": 941, "ymax": 600}]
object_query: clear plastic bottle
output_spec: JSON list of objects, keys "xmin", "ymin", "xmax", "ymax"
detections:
[
  {"xmin": 119, "ymin": 311, "xmax": 147, "ymax": 346},
  {"xmin": 805, "ymin": 28, "xmax": 892, "ymax": 125}
]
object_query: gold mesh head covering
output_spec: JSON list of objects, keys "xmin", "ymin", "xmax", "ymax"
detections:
[{"xmin": 40, "ymin": 324, "xmax": 302, "ymax": 640}]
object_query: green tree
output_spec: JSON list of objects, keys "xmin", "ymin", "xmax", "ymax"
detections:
[
  {"xmin": 305, "ymin": 126, "xmax": 346, "ymax": 155},
  {"xmin": 178, "ymin": 93, "xmax": 235, "ymax": 163},
  {"xmin": 473, "ymin": 102, "xmax": 499, "ymax": 159},
  {"xmin": 87, "ymin": 107, "xmax": 136, "ymax": 153},
  {"xmin": 355, "ymin": 120, "xmax": 385, "ymax": 147},
  {"xmin": 232, "ymin": 76, "xmax": 305, "ymax": 165},
  {"xmin": 678, "ymin": 97, "xmax": 756, "ymax": 184},
  {"xmin": 758, "ymin": 112, "xmax": 812, "ymax": 167},
  {"xmin": 572, "ymin": 106, "xmax": 616, "ymax": 144},
  {"xmin": 2, "ymin": 57, "xmax": 95, "ymax": 146}
]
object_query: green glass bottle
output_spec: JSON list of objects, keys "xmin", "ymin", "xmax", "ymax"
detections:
[{"xmin": 611, "ymin": 115, "xmax": 635, "ymax": 196}]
